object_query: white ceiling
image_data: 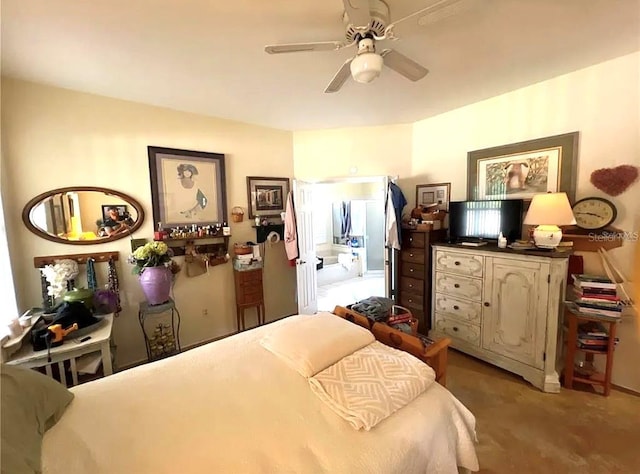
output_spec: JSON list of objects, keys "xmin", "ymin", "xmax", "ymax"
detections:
[{"xmin": 2, "ymin": 0, "xmax": 639, "ymax": 131}]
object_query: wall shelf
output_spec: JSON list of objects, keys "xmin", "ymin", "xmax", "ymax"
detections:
[
  {"xmin": 162, "ymin": 236, "xmax": 230, "ymax": 260},
  {"xmin": 34, "ymin": 251, "xmax": 119, "ymax": 268},
  {"xmin": 561, "ymin": 226, "xmax": 624, "ymax": 252},
  {"xmin": 252, "ymin": 224, "xmax": 284, "ymax": 244}
]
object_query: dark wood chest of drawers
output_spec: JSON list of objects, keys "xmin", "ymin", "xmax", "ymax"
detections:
[
  {"xmin": 233, "ymin": 268, "xmax": 265, "ymax": 331},
  {"xmin": 397, "ymin": 229, "xmax": 446, "ymax": 334}
]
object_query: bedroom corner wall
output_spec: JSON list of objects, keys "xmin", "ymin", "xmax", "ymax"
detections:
[{"xmin": 1, "ymin": 78, "xmax": 297, "ymax": 367}]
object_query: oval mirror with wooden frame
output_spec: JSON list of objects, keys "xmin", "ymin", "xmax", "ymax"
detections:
[{"xmin": 22, "ymin": 186, "xmax": 145, "ymax": 245}]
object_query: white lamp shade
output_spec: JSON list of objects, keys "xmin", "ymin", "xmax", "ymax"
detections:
[
  {"xmin": 350, "ymin": 53, "xmax": 383, "ymax": 83},
  {"xmin": 523, "ymin": 192, "xmax": 577, "ymax": 226}
]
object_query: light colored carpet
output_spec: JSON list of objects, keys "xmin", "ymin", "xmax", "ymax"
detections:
[{"xmin": 446, "ymin": 350, "xmax": 640, "ymax": 473}]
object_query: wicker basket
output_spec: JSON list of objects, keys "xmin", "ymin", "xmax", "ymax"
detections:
[
  {"xmin": 231, "ymin": 206, "xmax": 244, "ymax": 223},
  {"xmin": 233, "ymin": 243, "xmax": 252, "ymax": 255}
]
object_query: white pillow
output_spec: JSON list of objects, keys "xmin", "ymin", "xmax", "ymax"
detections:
[{"xmin": 260, "ymin": 312, "xmax": 375, "ymax": 378}]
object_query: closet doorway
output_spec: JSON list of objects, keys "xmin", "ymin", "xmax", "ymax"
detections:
[{"xmin": 311, "ymin": 177, "xmax": 388, "ymax": 312}]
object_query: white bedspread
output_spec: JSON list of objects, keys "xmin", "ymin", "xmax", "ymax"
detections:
[
  {"xmin": 309, "ymin": 341, "xmax": 436, "ymax": 431},
  {"xmin": 42, "ymin": 317, "xmax": 479, "ymax": 474}
]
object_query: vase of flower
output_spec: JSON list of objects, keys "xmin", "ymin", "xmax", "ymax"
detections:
[
  {"xmin": 138, "ymin": 266, "xmax": 172, "ymax": 305},
  {"xmin": 129, "ymin": 241, "xmax": 180, "ymax": 305}
]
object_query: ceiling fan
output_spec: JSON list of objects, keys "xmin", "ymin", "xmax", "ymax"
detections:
[{"xmin": 264, "ymin": 0, "xmax": 461, "ymax": 93}]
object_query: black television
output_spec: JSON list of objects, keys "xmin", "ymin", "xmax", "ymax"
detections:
[{"xmin": 449, "ymin": 199, "xmax": 524, "ymax": 243}]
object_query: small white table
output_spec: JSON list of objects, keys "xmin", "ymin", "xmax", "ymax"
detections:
[{"xmin": 6, "ymin": 314, "xmax": 114, "ymax": 386}]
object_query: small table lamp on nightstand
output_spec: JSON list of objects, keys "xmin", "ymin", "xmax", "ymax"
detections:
[{"xmin": 523, "ymin": 192, "xmax": 576, "ymax": 249}]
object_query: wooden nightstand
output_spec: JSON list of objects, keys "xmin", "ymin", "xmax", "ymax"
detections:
[{"xmin": 233, "ymin": 267, "xmax": 265, "ymax": 331}]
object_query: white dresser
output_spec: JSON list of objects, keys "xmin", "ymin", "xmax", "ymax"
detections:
[{"xmin": 430, "ymin": 244, "xmax": 569, "ymax": 392}]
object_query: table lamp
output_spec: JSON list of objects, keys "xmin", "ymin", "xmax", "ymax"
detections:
[{"xmin": 523, "ymin": 192, "xmax": 576, "ymax": 249}]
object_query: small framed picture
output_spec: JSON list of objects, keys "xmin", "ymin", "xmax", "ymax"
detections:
[
  {"xmin": 101, "ymin": 205, "xmax": 128, "ymax": 222},
  {"xmin": 416, "ymin": 182, "xmax": 451, "ymax": 211},
  {"xmin": 246, "ymin": 177, "xmax": 290, "ymax": 218}
]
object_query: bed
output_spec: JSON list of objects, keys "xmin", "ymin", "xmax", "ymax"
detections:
[{"xmin": 41, "ymin": 309, "xmax": 479, "ymax": 474}]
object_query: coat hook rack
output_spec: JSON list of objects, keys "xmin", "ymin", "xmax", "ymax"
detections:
[{"xmin": 33, "ymin": 251, "xmax": 119, "ymax": 268}]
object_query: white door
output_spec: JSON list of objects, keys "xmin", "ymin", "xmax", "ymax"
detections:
[
  {"xmin": 293, "ymin": 180, "xmax": 318, "ymax": 314},
  {"xmin": 482, "ymin": 257, "xmax": 549, "ymax": 369}
]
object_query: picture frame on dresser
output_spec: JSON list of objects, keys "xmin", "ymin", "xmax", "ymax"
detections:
[{"xmin": 467, "ymin": 132, "xmax": 579, "ymax": 202}]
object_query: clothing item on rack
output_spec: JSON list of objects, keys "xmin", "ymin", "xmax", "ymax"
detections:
[
  {"xmin": 86, "ymin": 258, "xmax": 98, "ymax": 291},
  {"xmin": 284, "ymin": 190, "xmax": 298, "ymax": 262},
  {"xmin": 385, "ymin": 182, "xmax": 407, "ymax": 250},
  {"xmin": 107, "ymin": 258, "xmax": 121, "ymax": 315}
]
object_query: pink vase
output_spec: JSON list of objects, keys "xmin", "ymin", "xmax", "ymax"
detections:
[{"xmin": 139, "ymin": 266, "xmax": 172, "ymax": 305}]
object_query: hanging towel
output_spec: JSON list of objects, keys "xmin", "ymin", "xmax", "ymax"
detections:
[
  {"xmin": 284, "ymin": 190, "xmax": 299, "ymax": 261},
  {"xmin": 385, "ymin": 183, "xmax": 407, "ymax": 250},
  {"xmin": 340, "ymin": 201, "xmax": 352, "ymax": 239}
]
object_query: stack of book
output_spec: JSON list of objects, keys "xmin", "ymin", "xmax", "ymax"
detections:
[
  {"xmin": 577, "ymin": 321, "xmax": 619, "ymax": 352},
  {"xmin": 572, "ymin": 274, "xmax": 621, "ymax": 319}
]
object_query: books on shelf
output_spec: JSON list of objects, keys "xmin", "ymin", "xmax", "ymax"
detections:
[
  {"xmin": 572, "ymin": 274, "xmax": 617, "ymax": 290},
  {"xmin": 570, "ymin": 273, "xmax": 622, "ymax": 318},
  {"xmin": 576, "ymin": 321, "xmax": 619, "ymax": 351}
]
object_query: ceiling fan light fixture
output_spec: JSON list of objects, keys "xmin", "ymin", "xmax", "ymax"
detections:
[{"xmin": 350, "ymin": 52, "xmax": 383, "ymax": 83}]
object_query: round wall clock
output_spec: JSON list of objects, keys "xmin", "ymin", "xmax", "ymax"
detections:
[{"xmin": 572, "ymin": 197, "xmax": 617, "ymax": 230}]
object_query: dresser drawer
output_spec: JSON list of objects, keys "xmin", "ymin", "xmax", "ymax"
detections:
[
  {"xmin": 237, "ymin": 287, "xmax": 263, "ymax": 304},
  {"xmin": 435, "ymin": 251, "xmax": 483, "ymax": 277},
  {"xmin": 403, "ymin": 232, "xmax": 425, "ymax": 249},
  {"xmin": 434, "ymin": 293, "xmax": 481, "ymax": 325},
  {"xmin": 401, "ymin": 248, "xmax": 425, "ymax": 264},
  {"xmin": 237, "ymin": 269, "xmax": 262, "ymax": 283},
  {"xmin": 400, "ymin": 276, "xmax": 424, "ymax": 294},
  {"xmin": 435, "ymin": 272, "xmax": 482, "ymax": 302},
  {"xmin": 401, "ymin": 262, "xmax": 425, "ymax": 279},
  {"xmin": 434, "ymin": 313, "xmax": 480, "ymax": 347},
  {"xmin": 400, "ymin": 293, "xmax": 424, "ymax": 310}
]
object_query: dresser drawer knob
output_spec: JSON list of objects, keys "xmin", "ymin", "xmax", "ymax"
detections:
[
  {"xmin": 454, "ymin": 261, "xmax": 461, "ymax": 266},
  {"xmin": 452, "ymin": 326, "xmax": 459, "ymax": 332},
  {"xmin": 410, "ymin": 253, "xmax": 414, "ymax": 257},
  {"xmin": 410, "ymin": 269, "xmax": 414, "ymax": 272},
  {"xmin": 408, "ymin": 299, "xmax": 413, "ymax": 303},
  {"xmin": 454, "ymin": 283, "xmax": 460, "ymax": 288},
  {"xmin": 409, "ymin": 237, "xmax": 413, "ymax": 242},
  {"xmin": 484, "ymin": 302, "xmax": 490, "ymax": 307},
  {"xmin": 409, "ymin": 284, "xmax": 413, "ymax": 288},
  {"xmin": 453, "ymin": 305, "xmax": 459, "ymax": 310}
]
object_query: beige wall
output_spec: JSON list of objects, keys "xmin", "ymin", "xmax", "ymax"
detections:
[
  {"xmin": 293, "ymin": 123, "xmax": 413, "ymax": 181},
  {"xmin": 293, "ymin": 52, "xmax": 640, "ymax": 391},
  {"xmin": 2, "ymin": 79, "xmax": 297, "ymax": 367}
]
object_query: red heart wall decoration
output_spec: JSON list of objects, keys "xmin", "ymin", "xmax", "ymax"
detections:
[{"xmin": 590, "ymin": 165, "xmax": 638, "ymax": 196}]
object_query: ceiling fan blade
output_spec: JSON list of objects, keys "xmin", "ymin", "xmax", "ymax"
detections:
[
  {"xmin": 343, "ymin": 0, "xmax": 371, "ymax": 29},
  {"xmin": 324, "ymin": 58, "xmax": 354, "ymax": 93},
  {"xmin": 381, "ymin": 0, "xmax": 469, "ymax": 38},
  {"xmin": 265, "ymin": 41, "xmax": 344, "ymax": 54},
  {"xmin": 381, "ymin": 49, "xmax": 429, "ymax": 81}
]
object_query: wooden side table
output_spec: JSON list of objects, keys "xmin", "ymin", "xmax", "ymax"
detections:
[
  {"xmin": 6, "ymin": 314, "xmax": 114, "ymax": 386},
  {"xmin": 563, "ymin": 303, "xmax": 619, "ymax": 396},
  {"xmin": 233, "ymin": 267, "xmax": 265, "ymax": 331}
]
